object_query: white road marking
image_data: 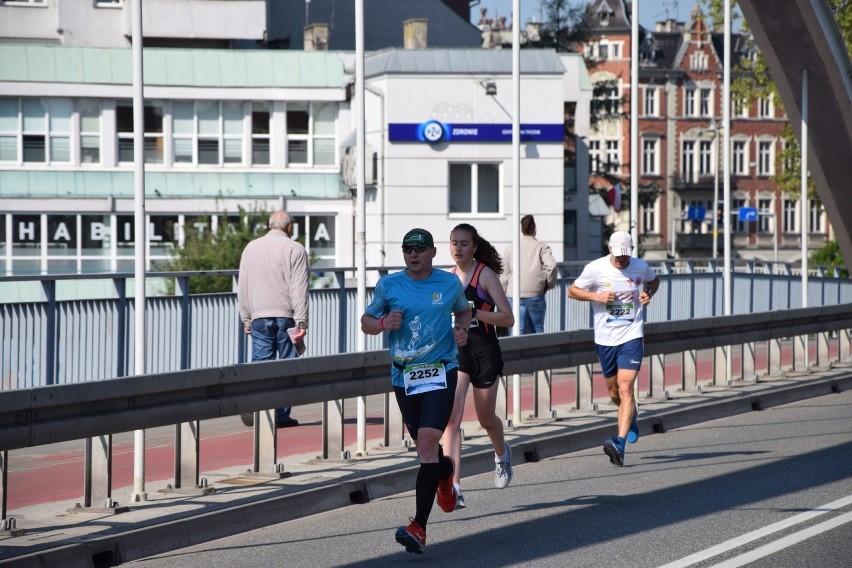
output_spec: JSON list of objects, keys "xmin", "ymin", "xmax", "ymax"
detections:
[
  {"xmin": 708, "ymin": 510, "xmax": 852, "ymax": 568},
  {"xmin": 657, "ymin": 494, "xmax": 852, "ymax": 568}
]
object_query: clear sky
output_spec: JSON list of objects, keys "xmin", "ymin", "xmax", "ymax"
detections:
[{"xmin": 469, "ymin": 0, "xmax": 708, "ymax": 30}]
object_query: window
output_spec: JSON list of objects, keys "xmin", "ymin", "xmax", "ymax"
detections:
[
  {"xmin": 251, "ymin": 103, "xmax": 271, "ymax": 165},
  {"xmin": 287, "ymin": 103, "xmax": 308, "ymax": 164},
  {"xmin": 589, "ymin": 140, "xmax": 602, "ymax": 172},
  {"xmin": 588, "ymin": 138, "xmax": 619, "ymax": 173},
  {"xmin": 644, "ymin": 87, "xmax": 658, "ymax": 117},
  {"xmin": 22, "ymin": 98, "xmax": 47, "ymax": 162},
  {"xmin": 641, "ymin": 198, "xmax": 658, "ymax": 233},
  {"xmin": 642, "ymin": 138, "xmax": 659, "ymax": 176},
  {"xmin": 11, "ymin": 98, "xmax": 72, "ymax": 164},
  {"xmin": 757, "ymin": 140, "xmax": 774, "ymax": 176},
  {"xmin": 783, "ymin": 199, "xmax": 798, "ymax": 233},
  {"xmin": 758, "ymin": 198, "xmax": 773, "ymax": 233},
  {"xmin": 0, "ymin": 98, "xmax": 19, "ymax": 162},
  {"xmin": 79, "ymin": 99, "xmax": 100, "ymax": 164},
  {"xmin": 733, "ymin": 97, "xmax": 750, "ymax": 118},
  {"xmin": 681, "ymin": 140, "xmax": 695, "ymax": 181},
  {"xmin": 689, "ymin": 51, "xmax": 708, "ymax": 71},
  {"xmin": 780, "ymin": 139, "xmax": 795, "ymax": 173},
  {"xmin": 809, "ymin": 201, "xmax": 824, "ymax": 233},
  {"xmin": 732, "ymin": 140, "xmax": 747, "ymax": 175},
  {"xmin": 116, "ymin": 101, "xmax": 164, "ymax": 164},
  {"xmin": 286, "ymin": 102, "xmax": 336, "ymax": 167},
  {"xmin": 290, "ymin": 214, "xmax": 337, "ymax": 268},
  {"xmin": 684, "ymin": 89, "xmax": 696, "ymax": 117},
  {"xmin": 699, "ymin": 140, "xmax": 713, "ymax": 175},
  {"xmin": 732, "ymin": 198, "xmax": 747, "ymax": 233},
  {"xmin": 3, "ymin": 0, "xmax": 47, "ymax": 4},
  {"xmin": 758, "ymin": 97, "xmax": 773, "ymax": 118},
  {"xmin": 313, "ymin": 102, "xmax": 336, "ymax": 166},
  {"xmin": 171, "ymin": 101, "xmax": 244, "ymax": 166},
  {"xmin": 449, "ymin": 163, "xmax": 500, "ymax": 214},
  {"xmin": 591, "ymin": 82, "xmax": 621, "ymax": 118},
  {"xmin": 588, "ymin": 39, "xmax": 624, "ymax": 60},
  {"xmin": 1, "ymin": 97, "xmax": 96, "ymax": 165},
  {"xmin": 700, "ymin": 88, "xmax": 712, "ymax": 117},
  {"xmin": 605, "ymin": 140, "xmax": 620, "ymax": 172}
]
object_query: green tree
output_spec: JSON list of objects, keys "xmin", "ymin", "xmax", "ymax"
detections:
[
  {"xmin": 531, "ymin": 0, "xmax": 591, "ymax": 53},
  {"xmin": 810, "ymin": 239, "xmax": 848, "ymax": 278},
  {"xmin": 156, "ymin": 207, "xmax": 266, "ymax": 294},
  {"xmin": 701, "ymin": 0, "xmax": 852, "ymax": 198}
]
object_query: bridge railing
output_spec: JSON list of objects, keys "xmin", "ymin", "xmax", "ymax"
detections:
[
  {"xmin": 1, "ymin": 260, "xmax": 850, "ymax": 389},
  {"xmin": 1, "ymin": 304, "xmax": 850, "ymax": 528}
]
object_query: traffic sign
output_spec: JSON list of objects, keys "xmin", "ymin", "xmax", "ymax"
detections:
[
  {"xmin": 687, "ymin": 206, "xmax": 706, "ymax": 221},
  {"xmin": 738, "ymin": 207, "xmax": 758, "ymax": 222}
]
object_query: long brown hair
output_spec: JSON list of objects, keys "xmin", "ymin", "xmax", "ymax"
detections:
[{"xmin": 451, "ymin": 223, "xmax": 503, "ymax": 274}]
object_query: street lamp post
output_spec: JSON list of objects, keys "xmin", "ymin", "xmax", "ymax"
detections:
[
  {"xmin": 698, "ymin": 121, "xmax": 721, "ymax": 259},
  {"xmin": 708, "ymin": 120, "xmax": 720, "ymax": 260}
]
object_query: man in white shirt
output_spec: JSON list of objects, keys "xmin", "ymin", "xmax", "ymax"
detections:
[{"xmin": 568, "ymin": 231, "xmax": 660, "ymax": 466}]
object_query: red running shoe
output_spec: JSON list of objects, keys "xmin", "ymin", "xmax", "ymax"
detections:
[
  {"xmin": 395, "ymin": 518, "xmax": 426, "ymax": 554},
  {"xmin": 436, "ymin": 456, "xmax": 457, "ymax": 513}
]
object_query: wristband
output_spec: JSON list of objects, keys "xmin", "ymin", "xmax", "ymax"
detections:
[{"xmin": 378, "ymin": 315, "xmax": 385, "ymax": 330}]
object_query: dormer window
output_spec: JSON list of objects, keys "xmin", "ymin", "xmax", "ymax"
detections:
[{"xmin": 599, "ymin": 7, "xmax": 614, "ymax": 26}]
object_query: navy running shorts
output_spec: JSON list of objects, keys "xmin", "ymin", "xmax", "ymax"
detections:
[{"xmin": 595, "ymin": 337, "xmax": 644, "ymax": 379}]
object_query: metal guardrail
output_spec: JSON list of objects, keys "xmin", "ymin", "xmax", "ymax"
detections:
[
  {"xmin": 1, "ymin": 304, "xmax": 851, "ymax": 528},
  {"xmin": 3, "ymin": 304, "xmax": 851, "ymax": 452}
]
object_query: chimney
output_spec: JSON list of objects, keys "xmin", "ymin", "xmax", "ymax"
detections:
[
  {"xmin": 304, "ymin": 23, "xmax": 329, "ymax": 51},
  {"xmin": 404, "ymin": 18, "xmax": 428, "ymax": 49}
]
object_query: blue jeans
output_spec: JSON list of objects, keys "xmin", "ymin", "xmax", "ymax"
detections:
[
  {"xmin": 251, "ymin": 317, "xmax": 298, "ymax": 419},
  {"xmin": 509, "ymin": 296, "xmax": 546, "ymax": 335}
]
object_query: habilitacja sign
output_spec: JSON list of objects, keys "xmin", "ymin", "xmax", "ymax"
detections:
[{"xmin": 389, "ymin": 121, "xmax": 563, "ymax": 143}]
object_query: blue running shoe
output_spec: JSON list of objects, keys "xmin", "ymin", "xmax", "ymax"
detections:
[
  {"xmin": 626, "ymin": 402, "xmax": 639, "ymax": 444},
  {"xmin": 603, "ymin": 437, "xmax": 625, "ymax": 466}
]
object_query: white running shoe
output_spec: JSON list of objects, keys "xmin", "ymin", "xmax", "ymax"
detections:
[
  {"xmin": 494, "ymin": 442, "xmax": 513, "ymax": 489},
  {"xmin": 455, "ymin": 492, "xmax": 466, "ymax": 510}
]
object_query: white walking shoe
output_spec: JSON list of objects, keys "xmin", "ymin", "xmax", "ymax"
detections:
[{"xmin": 494, "ymin": 442, "xmax": 513, "ymax": 489}]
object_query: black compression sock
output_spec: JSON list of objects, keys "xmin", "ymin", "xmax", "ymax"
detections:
[{"xmin": 414, "ymin": 462, "xmax": 440, "ymax": 528}]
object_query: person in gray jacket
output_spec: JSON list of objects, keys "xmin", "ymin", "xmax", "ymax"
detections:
[
  {"xmin": 238, "ymin": 210, "xmax": 309, "ymax": 428},
  {"xmin": 500, "ymin": 215, "xmax": 558, "ymax": 334}
]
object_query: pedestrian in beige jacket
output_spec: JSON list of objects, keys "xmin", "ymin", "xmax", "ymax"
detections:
[
  {"xmin": 500, "ymin": 215, "xmax": 558, "ymax": 334},
  {"xmin": 237, "ymin": 210, "xmax": 309, "ymax": 428}
]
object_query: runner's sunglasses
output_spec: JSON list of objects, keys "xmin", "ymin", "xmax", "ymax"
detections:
[{"xmin": 402, "ymin": 244, "xmax": 430, "ymax": 254}]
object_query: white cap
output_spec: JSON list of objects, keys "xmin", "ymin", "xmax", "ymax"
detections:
[{"xmin": 608, "ymin": 231, "xmax": 634, "ymax": 256}]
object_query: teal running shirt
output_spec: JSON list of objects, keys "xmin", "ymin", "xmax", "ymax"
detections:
[{"xmin": 366, "ymin": 268, "xmax": 468, "ymax": 387}]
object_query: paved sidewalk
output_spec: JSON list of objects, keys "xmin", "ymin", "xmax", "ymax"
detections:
[{"xmin": 1, "ymin": 365, "xmax": 850, "ymax": 568}]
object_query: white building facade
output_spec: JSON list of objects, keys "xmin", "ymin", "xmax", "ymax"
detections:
[
  {"xmin": 360, "ymin": 49, "xmax": 592, "ymax": 269},
  {"xmin": 0, "ymin": 1, "xmax": 593, "ymax": 277}
]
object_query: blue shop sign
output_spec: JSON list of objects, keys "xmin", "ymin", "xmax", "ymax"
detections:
[{"xmin": 389, "ymin": 121, "xmax": 564, "ymax": 143}]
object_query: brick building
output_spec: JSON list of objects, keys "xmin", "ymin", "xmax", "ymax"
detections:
[{"xmin": 583, "ymin": 0, "xmax": 830, "ymax": 262}]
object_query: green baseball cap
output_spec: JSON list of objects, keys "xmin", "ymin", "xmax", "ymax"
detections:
[{"xmin": 402, "ymin": 228, "xmax": 434, "ymax": 247}]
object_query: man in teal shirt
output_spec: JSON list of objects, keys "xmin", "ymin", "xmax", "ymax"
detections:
[{"xmin": 361, "ymin": 228, "xmax": 471, "ymax": 554}]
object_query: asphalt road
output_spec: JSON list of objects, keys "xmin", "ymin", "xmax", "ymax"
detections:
[{"xmin": 122, "ymin": 390, "xmax": 852, "ymax": 568}]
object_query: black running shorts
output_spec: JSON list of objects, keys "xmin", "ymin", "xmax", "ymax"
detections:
[
  {"xmin": 394, "ymin": 368, "xmax": 458, "ymax": 438},
  {"xmin": 457, "ymin": 332, "xmax": 503, "ymax": 389}
]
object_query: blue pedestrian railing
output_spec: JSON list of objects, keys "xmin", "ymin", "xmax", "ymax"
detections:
[{"xmin": 1, "ymin": 259, "xmax": 850, "ymax": 389}]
